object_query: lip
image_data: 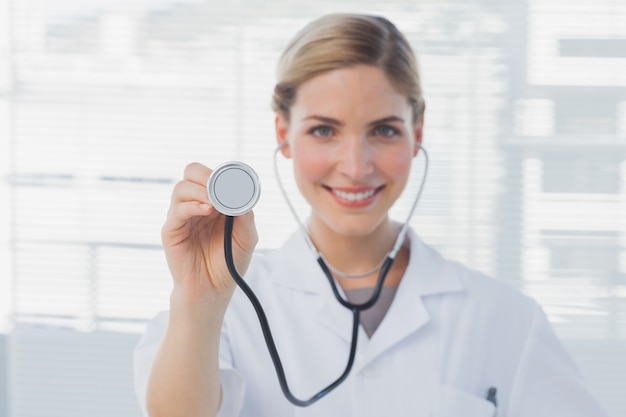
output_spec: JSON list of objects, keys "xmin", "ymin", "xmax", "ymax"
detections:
[{"xmin": 323, "ymin": 185, "xmax": 384, "ymax": 208}]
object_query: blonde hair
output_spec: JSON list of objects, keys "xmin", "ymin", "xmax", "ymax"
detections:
[{"xmin": 272, "ymin": 14, "xmax": 425, "ymax": 123}]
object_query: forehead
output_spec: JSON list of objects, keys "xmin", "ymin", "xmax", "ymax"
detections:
[{"xmin": 291, "ymin": 65, "xmax": 411, "ymax": 121}]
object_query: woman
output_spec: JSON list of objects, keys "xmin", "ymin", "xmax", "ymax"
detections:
[{"xmin": 134, "ymin": 14, "xmax": 609, "ymax": 417}]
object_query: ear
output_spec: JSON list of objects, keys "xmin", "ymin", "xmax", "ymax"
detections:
[
  {"xmin": 412, "ymin": 118, "xmax": 424, "ymax": 158},
  {"xmin": 275, "ymin": 113, "xmax": 292, "ymax": 158}
]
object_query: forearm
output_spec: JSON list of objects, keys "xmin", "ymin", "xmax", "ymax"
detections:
[{"xmin": 146, "ymin": 290, "xmax": 231, "ymax": 417}]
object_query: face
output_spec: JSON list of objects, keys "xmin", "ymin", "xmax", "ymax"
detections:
[{"xmin": 275, "ymin": 65, "xmax": 423, "ymax": 239}]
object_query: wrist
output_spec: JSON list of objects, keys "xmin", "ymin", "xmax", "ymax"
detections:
[{"xmin": 169, "ymin": 286, "xmax": 233, "ymax": 328}]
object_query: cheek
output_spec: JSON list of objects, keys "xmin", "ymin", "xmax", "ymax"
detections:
[
  {"xmin": 292, "ymin": 147, "xmax": 330, "ymax": 184},
  {"xmin": 384, "ymin": 150, "xmax": 413, "ymax": 182}
]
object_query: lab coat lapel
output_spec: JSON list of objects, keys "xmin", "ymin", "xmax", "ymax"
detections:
[
  {"xmin": 270, "ymin": 231, "xmax": 356, "ymax": 343},
  {"xmin": 362, "ymin": 279, "xmax": 429, "ymax": 365},
  {"xmin": 269, "ymin": 229, "xmax": 465, "ymax": 352},
  {"xmin": 314, "ymin": 287, "xmax": 357, "ymax": 343},
  {"xmin": 357, "ymin": 230, "xmax": 465, "ymax": 370}
]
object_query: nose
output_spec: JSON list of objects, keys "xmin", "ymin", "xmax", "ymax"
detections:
[{"xmin": 336, "ymin": 136, "xmax": 374, "ymax": 180}]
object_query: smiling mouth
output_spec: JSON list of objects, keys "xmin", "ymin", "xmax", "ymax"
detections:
[{"xmin": 324, "ymin": 186, "xmax": 384, "ymax": 202}]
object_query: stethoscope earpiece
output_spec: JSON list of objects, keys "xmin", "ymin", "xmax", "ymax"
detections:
[{"xmin": 207, "ymin": 161, "xmax": 261, "ymax": 216}]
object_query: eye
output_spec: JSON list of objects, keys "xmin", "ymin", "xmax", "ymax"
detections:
[
  {"xmin": 372, "ymin": 125, "xmax": 399, "ymax": 137},
  {"xmin": 309, "ymin": 125, "xmax": 335, "ymax": 137}
]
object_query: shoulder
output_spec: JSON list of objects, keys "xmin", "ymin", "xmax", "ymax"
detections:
[
  {"xmin": 456, "ymin": 260, "xmax": 537, "ymax": 316},
  {"xmin": 409, "ymin": 229, "xmax": 540, "ymax": 325}
]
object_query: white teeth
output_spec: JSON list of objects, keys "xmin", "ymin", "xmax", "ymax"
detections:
[{"xmin": 332, "ymin": 189, "xmax": 376, "ymax": 202}]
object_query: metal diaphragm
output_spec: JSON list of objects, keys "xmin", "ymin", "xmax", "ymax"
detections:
[{"xmin": 207, "ymin": 161, "xmax": 261, "ymax": 216}]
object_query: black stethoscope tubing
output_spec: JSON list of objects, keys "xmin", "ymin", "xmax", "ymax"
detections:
[{"xmin": 223, "ymin": 215, "xmax": 395, "ymax": 407}]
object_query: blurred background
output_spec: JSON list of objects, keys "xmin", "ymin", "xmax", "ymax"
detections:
[{"xmin": 0, "ymin": 0, "xmax": 625, "ymax": 416}]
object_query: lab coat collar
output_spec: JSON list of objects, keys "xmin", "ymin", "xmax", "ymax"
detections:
[
  {"xmin": 270, "ymin": 227, "xmax": 465, "ymax": 297},
  {"xmin": 358, "ymin": 228, "xmax": 465, "ymax": 369},
  {"xmin": 268, "ymin": 227, "xmax": 465, "ymax": 360},
  {"xmin": 268, "ymin": 231, "xmax": 355, "ymax": 341},
  {"xmin": 269, "ymin": 230, "xmax": 330, "ymax": 294}
]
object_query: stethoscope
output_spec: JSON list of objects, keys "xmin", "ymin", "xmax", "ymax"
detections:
[{"xmin": 207, "ymin": 142, "xmax": 429, "ymax": 407}]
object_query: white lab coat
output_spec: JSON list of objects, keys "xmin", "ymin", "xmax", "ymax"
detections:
[{"xmin": 134, "ymin": 228, "xmax": 609, "ymax": 417}]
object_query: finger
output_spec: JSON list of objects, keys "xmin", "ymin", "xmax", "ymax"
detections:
[
  {"xmin": 232, "ymin": 210, "xmax": 259, "ymax": 252},
  {"xmin": 164, "ymin": 200, "xmax": 216, "ymax": 234},
  {"xmin": 183, "ymin": 162, "xmax": 213, "ymax": 188},
  {"xmin": 171, "ymin": 179, "xmax": 211, "ymax": 205},
  {"xmin": 236, "ymin": 210, "xmax": 257, "ymax": 230}
]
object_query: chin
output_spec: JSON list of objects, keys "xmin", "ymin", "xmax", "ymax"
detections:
[{"xmin": 323, "ymin": 215, "xmax": 388, "ymax": 238}]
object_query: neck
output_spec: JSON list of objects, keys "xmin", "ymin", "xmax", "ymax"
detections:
[{"xmin": 307, "ymin": 217, "xmax": 402, "ymax": 287}]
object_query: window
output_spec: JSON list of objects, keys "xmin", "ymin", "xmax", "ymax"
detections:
[
  {"xmin": 544, "ymin": 230, "xmax": 619, "ymax": 281},
  {"xmin": 541, "ymin": 152, "xmax": 622, "ymax": 194},
  {"xmin": 555, "ymin": 95, "xmax": 617, "ymax": 135},
  {"xmin": 560, "ymin": 39, "xmax": 626, "ymax": 58}
]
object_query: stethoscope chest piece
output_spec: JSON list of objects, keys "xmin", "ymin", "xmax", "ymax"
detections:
[{"xmin": 207, "ymin": 161, "xmax": 261, "ymax": 216}]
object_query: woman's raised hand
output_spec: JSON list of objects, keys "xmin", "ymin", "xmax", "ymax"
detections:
[{"xmin": 161, "ymin": 162, "xmax": 259, "ymax": 305}]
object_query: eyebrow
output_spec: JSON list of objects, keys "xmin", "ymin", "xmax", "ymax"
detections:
[
  {"xmin": 302, "ymin": 115, "xmax": 344, "ymax": 126},
  {"xmin": 367, "ymin": 116, "xmax": 405, "ymax": 127},
  {"xmin": 301, "ymin": 115, "xmax": 405, "ymax": 126}
]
